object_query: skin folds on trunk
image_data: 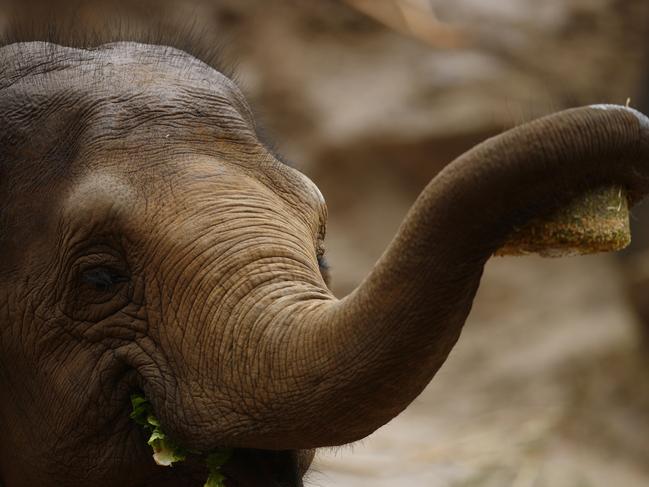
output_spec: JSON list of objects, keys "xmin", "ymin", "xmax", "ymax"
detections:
[{"xmin": 160, "ymin": 105, "xmax": 649, "ymax": 451}]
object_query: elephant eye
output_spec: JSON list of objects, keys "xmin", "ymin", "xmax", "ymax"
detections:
[
  {"xmin": 317, "ymin": 254, "xmax": 331, "ymax": 286},
  {"xmin": 317, "ymin": 254, "xmax": 328, "ymax": 271},
  {"xmin": 82, "ymin": 267, "xmax": 129, "ymax": 292}
]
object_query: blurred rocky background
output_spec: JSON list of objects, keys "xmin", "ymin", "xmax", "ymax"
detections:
[{"xmin": 2, "ymin": 0, "xmax": 649, "ymax": 485}]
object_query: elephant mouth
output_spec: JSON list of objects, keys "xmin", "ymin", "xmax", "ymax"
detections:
[
  {"xmin": 123, "ymin": 382, "xmax": 305, "ymax": 486},
  {"xmin": 220, "ymin": 448, "xmax": 304, "ymax": 487},
  {"xmin": 159, "ymin": 448, "xmax": 303, "ymax": 487},
  {"xmin": 135, "ymin": 448, "xmax": 304, "ymax": 487}
]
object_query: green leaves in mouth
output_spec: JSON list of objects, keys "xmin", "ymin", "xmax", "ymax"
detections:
[{"xmin": 130, "ymin": 394, "xmax": 232, "ymax": 487}]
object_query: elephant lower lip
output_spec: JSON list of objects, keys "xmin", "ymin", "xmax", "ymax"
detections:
[
  {"xmin": 221, "ymin": 448, "xmax": 302, "ymax": 487},
  {"xmin": 131, "ymin": 448, "xmax": 302, "ymax": 487}
]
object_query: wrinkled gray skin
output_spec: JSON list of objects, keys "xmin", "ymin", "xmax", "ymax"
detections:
[{"xmin": 2, "ymin": 41, "xmax": 649, "ymax": 487}]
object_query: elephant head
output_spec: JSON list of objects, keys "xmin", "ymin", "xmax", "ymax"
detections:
[{"xmin": 1, "ymin": 38, "xmax": 649, "ymax": 487}]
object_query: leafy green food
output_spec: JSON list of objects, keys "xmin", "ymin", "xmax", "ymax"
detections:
[
  {"xmin": 205, "ymin": 450, "xmax": 232, "ymax": 486},
  {"xmin": 130, "ymin": 394, "xmax": 232, "ymax": 487},
  {"xmin": 130, "ymin": 395, "xmax": 187, "ymax": 466}
]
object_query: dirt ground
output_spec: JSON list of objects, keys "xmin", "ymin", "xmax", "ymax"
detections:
[{"xmin": 3, "ymin": 1, "xmax": 649, "ymax": 485}]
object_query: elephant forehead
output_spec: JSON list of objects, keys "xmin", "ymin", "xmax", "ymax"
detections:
[
  {"xmin": 0, "ymin": 41, "xmax": 246, "ymax": 105},
  {"xmin": 0, "ymin": 41, "xmax": 256, "ymax": 167},
  {"xmin": 61, "ymin": 161, "xmax": 318, "ymax": 247},
  {"xmin": 0, "ymin": 41, "xmax": 326, "ymax": 247},
  {"xmin": 63, "ymin": 172, "xmax": 137, "ymax": 217}
]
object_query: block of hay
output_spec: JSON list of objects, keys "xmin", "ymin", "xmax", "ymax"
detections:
[{"xmin": 497, "ymin": 187, "xmax": 631, "ymax": 257}]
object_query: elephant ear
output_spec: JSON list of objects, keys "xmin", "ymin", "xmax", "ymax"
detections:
[{"xmin": 341, "ymin": 0, "xmax": 466, "ymax": 48}]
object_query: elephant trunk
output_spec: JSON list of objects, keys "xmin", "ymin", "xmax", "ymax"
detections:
[{"xmin": 163, "ymin": 105, "xmax": 649, "ymax": 451}]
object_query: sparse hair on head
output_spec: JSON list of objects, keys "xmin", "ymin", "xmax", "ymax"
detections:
[{"xmin": 0, "ymin": 1, "xmax": 237, "ymax": 80}]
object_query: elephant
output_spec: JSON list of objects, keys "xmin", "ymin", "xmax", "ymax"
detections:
[{"xmin": 2, "ymin": 31, "xmax": 649, "ymax": 487}]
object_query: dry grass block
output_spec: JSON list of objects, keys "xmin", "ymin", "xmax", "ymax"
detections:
[{"xmin": 497, "ymin": 187, "xmax": 631, "ymax": 257}]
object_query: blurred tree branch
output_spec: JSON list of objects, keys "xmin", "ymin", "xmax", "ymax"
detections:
[{"xmin": 341, "ymin": 0, "xmax": 466, "ymax": 48}]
